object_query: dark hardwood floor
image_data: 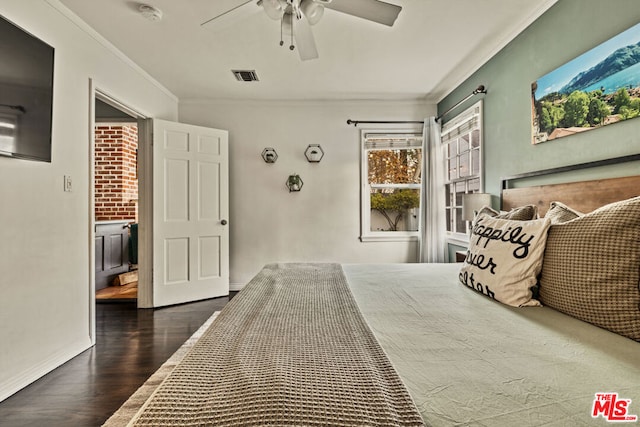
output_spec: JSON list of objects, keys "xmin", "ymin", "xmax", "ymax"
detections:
[{"xmin": 0, "ymin": 294, "xmax": 236, "ymax": 427}]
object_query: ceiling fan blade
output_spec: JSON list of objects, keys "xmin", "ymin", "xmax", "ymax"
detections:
[
  {"xmin": 200, "ymin": 0, "xmax": 257, "ymax": 30},
  {"xmin": 294, "ymin": 15, "xmax": 319, "ymax": 61},
  {"xmin": 324, "ymin": 0, "xmax": 401, "ymax": 27}
]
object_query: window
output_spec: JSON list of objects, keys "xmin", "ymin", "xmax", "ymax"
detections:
[
  {"xmin": 361, "ymin": 131, "xmax": 422, "ymax": 242},
  {"xmin": 442, "ymin": 101, "xmax": 483, "ymax": 238}
]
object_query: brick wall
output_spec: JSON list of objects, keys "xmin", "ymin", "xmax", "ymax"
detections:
[{"xmin": 94, "ymin": 124, "xmax": 138, "ymax": 221}]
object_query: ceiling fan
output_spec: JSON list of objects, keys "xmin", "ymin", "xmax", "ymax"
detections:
[{"xmin": 201, "ymin": 0, "xmax": 402, "ymax": 61}]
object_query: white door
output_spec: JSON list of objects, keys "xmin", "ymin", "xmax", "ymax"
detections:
[{"xmin": 148, "ymin": 119, "xmax": 229, "ymax": 307}]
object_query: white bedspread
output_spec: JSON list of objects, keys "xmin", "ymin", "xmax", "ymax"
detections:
[{"xmin": 343, "ymin": 263, "xmax": 640, "ymax": 427}]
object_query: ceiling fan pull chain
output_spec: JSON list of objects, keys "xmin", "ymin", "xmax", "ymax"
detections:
[
  {"xmin": 280, "ymin": 13, "xmax": 294, "ymax": 51},
  {"xmin": 290, "ymin": 17, "xmax": 295, "ymax": 51}
]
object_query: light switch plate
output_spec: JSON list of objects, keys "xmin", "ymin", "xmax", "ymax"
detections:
[{"xmin": 64, "ymin": 175, "xmax": 72, "ymax": 192}]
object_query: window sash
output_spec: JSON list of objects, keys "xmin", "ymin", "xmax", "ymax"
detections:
[
  {"xmin": 363, "ymin": 133, "xmax": 423, "ymax": 150},
  {"xmin": 442, "ymin": 101, "xmax": 483, "ymax": 238},
  {"xmin": 369, "ymin": 183, "xmax": 421, "ymax": 190},
  {"xmin": 361, "ymin": 130, "xmax": 422, "ymax": 241}
]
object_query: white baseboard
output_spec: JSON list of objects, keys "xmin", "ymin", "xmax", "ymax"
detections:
[
  {"xmin": 229, "ymin": 282, "xmax": 245, "ymax": 292},
  {"xmin": 0, "ymin": 340, "xmax": 92, "ymax": 403}
]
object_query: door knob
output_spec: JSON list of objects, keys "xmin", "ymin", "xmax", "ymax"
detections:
[{"xmin": 221, "ymin": 219, "xmax": 228, "ymax": 225}]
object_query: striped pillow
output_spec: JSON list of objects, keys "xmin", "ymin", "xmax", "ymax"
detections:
[{"xmin": 539, "ymin": 196, "xmax": 640, "ymax": 341}]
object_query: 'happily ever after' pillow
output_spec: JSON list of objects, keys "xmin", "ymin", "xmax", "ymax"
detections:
[{"xmin": 459, "ymin": 214, "xmax": 551, "ymax": 307}]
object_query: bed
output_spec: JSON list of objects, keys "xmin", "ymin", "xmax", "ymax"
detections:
[
  {"xmin": 345, "ymin": 263, "xmax": 640, "ymax": 426},
  {"xmin": 107, "ymin": 159, "xmax": 640, "ymax": 427}
]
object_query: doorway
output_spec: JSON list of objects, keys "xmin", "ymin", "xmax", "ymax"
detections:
[
  {"xmin": 88, "ymin": 85, "xmax": 229, "ymax": 323},
  {"xmin": 93, "ymin": 96, "xmax": 141, "ymax": 302}
]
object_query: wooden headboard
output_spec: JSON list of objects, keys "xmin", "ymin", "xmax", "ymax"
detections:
[
  {"xmin": 501, "ymin": 154, "xmax": 640, "ymax": 216},
  {"xmin": 502, "ymin": 175, "xmax": 640, "ymax": 216}
]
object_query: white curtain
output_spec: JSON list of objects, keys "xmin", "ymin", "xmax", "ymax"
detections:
[{"xmin": 418, "ymin": 117, "xmax": 446, "ymax": 263}]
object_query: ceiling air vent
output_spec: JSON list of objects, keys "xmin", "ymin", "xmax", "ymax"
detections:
[{"xmin": 232, "ymin": 70, "xmax": 259, "ymax": 82}]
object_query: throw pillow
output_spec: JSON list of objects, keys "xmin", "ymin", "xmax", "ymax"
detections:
[
  {"xmin": 539, "ymin": 196, "xmax": 640, "ymax": 341},
  {"xmin": 544, "ymin": 201, "xmax": 583, "ymax": 224},
  {"xmin": 459, "ymin": 214, "xmax": 551, "ymax": 307},
  {"xmin": 476, "ymin": 204, "xmax": 539, "ymax": 221}
]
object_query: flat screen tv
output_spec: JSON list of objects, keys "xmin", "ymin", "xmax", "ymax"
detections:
[{"xmin": 0, "ymin": 14, "xmax": 54, "ymax": 162}]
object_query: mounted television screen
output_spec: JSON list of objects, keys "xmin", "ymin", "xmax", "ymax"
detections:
[{"xmin": 0, "ymin": 14, "xmax": 54, "ymax": 162}]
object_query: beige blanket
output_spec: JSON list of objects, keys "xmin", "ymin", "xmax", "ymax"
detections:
[{"xmin": 125, "ymin": 263, "xmax": 424, "ymax": 426}]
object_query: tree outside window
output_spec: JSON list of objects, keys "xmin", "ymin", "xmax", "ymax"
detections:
[{"xmin": 368, "ymin": 148, "xmax": 421, "ymax": 231}]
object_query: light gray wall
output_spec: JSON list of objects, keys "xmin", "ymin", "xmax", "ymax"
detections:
[
  {"xmin": 180, "ymin": 100, "xmax": 434, "ymax": 287},
  {"xmin": 0, "ymin": 1, "xmax": 178, "ymax": 401},
  {"xmin": 439, "ymin": 0, "xmax": 640, "ymax": 197}
]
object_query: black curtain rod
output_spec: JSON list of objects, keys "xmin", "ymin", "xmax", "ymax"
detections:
[
  {"xmin": 436, "ymin": 84, "xmax": 486, "ymax": 121},
  {"xmin": 346, "ymin": 84, "xmax": 486, "ymax": 127},
  {"xmin": 346, "ymin": 120, "xmax": 424, "ymax": 127}
]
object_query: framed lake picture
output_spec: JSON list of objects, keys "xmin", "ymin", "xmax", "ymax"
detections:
[{"xmin": 531, "ymin": 22, "xmax": 640, "ymax": 144}]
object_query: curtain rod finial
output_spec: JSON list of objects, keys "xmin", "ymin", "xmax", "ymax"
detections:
[{"xmin": 474, "ymin": 85, "xmax": 487, "ymax": 94}]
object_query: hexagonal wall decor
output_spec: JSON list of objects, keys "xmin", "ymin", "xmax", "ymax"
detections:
[
  {"xmin": 286, "ymin": 174, "xmax": 303, "ymax": 192},
  {"xmin": 262, "ymin": 147, "xmax": 278, "ymax": 163},
  {"xmin": 304, "ymin": 144, "xmax": 324, "ymax": 163}
]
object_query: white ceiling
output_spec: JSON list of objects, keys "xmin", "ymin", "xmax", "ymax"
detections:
[{"xmin": 56, "ymin": 0, "xmax": 557, "ymax": 102}]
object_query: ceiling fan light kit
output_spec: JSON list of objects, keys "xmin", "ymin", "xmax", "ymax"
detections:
[
  {"xmin": 207, "ymin": 0, "xmax": 401, "ymax": 61},
  {"xmin": 261, "ymin": 0, "xmax": 288, "ymax": 20},
  {"xmin": 300, "ymin": 0, "xmax": 325, "ymax": 25},
  {"xmin": 138, "ymin": 4, "xmax": 163, "ymax": 22}
]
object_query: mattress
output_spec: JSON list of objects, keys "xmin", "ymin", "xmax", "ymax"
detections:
[{"xmin": 344, "ymin": 263, "xmax": 640, "ymax": 426}]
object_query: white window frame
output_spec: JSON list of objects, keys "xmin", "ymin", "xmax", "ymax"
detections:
[
  {"xmin": 442, "ymin": 101, "xmax": 484, "ymax": 244},
  {"xmin": 360, "ymin": 128, "xmax": 423, "ymax": 242}
]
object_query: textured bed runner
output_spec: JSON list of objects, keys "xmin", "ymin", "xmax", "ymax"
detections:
[{"xmin": 128, "ymin": 263, "xmax": 424, "ymax": 426}]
